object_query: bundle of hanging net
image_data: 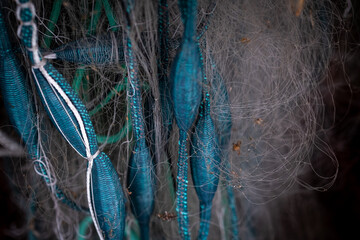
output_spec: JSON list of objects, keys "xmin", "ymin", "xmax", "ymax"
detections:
[{"xmin": 0, "ymin": 0, "xmax": 342, "ymax": 239}]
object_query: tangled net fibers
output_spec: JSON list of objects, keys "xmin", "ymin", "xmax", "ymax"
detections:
[{"xmin": 0, "ymin": 0, "xmax": 343, "ymax": 239}]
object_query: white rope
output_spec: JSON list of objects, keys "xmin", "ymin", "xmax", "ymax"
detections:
[
  {"xmin": 15, "ymin": 2, "xmax": 105, "ymax": 239},
  {"xmin": 86, "ymin": 150, "xmax": 104, "ymax": 240},
  {"xmin": 31, "ymin": 68, "xmax": 86, "ymax": 158},
  {"xmin": 38, "ymin": 66, "xmax": 92, "ymax": 158},
  {"xmin": 15, "ymin": 2, "xmax": 42, "ymax": 66},
  {"xmin": 36, "ymin": 65, "xmax": 104, "ymax": 239}
]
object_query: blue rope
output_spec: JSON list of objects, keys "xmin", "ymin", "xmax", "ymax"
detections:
[
  {"xmin": 121, "ymin": 1, "xmax": 155, "ymax": 239},
  {"xmin": 0, "ymin": 7, "xmax": 87, "ymax": 213},
  {"xmin": 15, "ymin": 2, "xmax": 126, "ymax": 239},
  {"xmin": 170, "ymin": 0, "xmax": 203, "ymax": 238},
  {"xmin": 176, "ymin": 130, "xmax": 191, "ymax": 239}
]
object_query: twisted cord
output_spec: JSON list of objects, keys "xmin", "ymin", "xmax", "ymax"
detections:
[
  {"xmin": 176, "ymin": 130, "xmax": 190, "ymax": 240},
  {"xmin": 122, "ymin": 1, "xmax": 155, "ymax": 239},
  {"xmin": 15, "ymin": 1, "xmax": 126, "ymax": 239},
  {"xmin": 171, "ymin": 0, "xmax": 203, "ymax": 238},
  {"xmin": 0, "ymin": 7, "xmax": 86, "ymax": 212}
]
